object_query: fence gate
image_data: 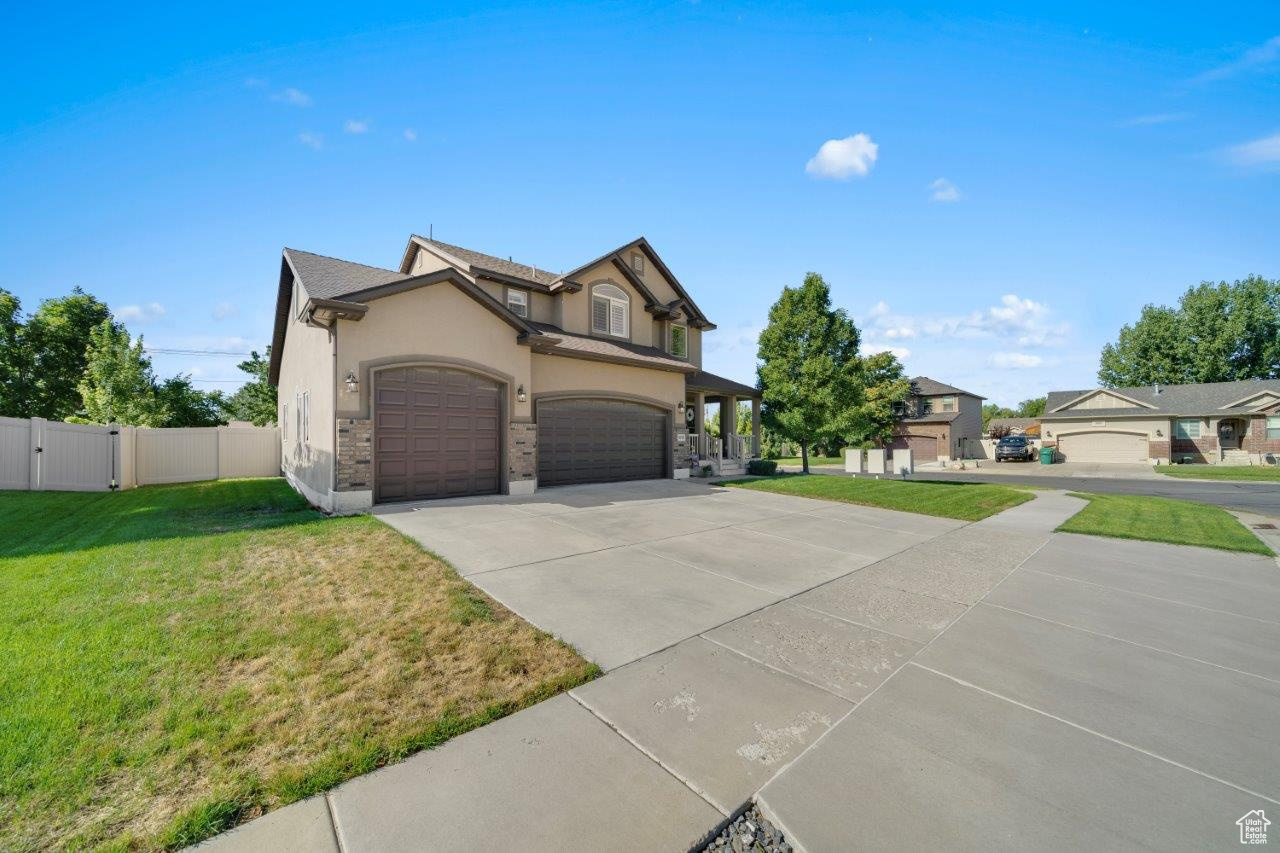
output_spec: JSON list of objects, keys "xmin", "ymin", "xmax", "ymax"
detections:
[{"xmin": 29, "ymin": 418, "xmax": 117, "ymax": 492}]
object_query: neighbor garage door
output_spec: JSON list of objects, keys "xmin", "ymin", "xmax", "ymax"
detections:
[
  {"xmin": 890, "ymin": 434, "xmax": 938, "ymax": 461},
  {"xmin": 537, "ymin": 399, "xmax": 667, "ymax": 487},
  {"xmin": 1057, "ymin": 431, "xmax": 1149, "ymax": 463},
  {"xmin": 374, "ymin": 366, "xmax": 500, "ymax": 503}
]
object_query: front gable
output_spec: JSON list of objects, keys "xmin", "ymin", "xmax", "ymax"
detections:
[
  {"xmin": 1050, "ymin": 388, "xmax": 1156, "ymax": 413},
  {"xmin": 1221, "ymin": 390, "xmax": 1280, "ymax": 411}
]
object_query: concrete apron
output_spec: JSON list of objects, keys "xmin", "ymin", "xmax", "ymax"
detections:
[{"xmin": 195, "ymin": 490, "xmax": 1093, "ymax": 852}]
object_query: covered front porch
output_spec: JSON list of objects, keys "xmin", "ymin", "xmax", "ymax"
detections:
[{"xmin": 685, "ymin": 370, "xmax": 762, "ymax": 476}]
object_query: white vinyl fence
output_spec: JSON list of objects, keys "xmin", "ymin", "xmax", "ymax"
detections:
[{"xmin": 0, "ymin": 417, "xmax": 280, "ymax": 492}]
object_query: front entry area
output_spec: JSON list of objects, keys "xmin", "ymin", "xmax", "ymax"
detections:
[
  {"xmin": 373, "ymin": 366, "xmax": 501, "ymax": 503},
  {"xmin": 1057, "ymin": 430, "xmax": 1149, "ymax": 463},
  {"xmin": 537, "ymin": 398, "xmax": 667, "ymax": 487}
]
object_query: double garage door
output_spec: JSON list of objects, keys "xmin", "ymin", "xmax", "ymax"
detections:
[
  {"xmin": 889, "ymin": 434, "xmax": 938, "ymax": 461},
  {"xmin": 537, "ymin": 399, "xmax": 667, "ymax": 487},
  {"xmin": 1057, "ymin": 431, "xmax": 1149, "ymax": 463},
  {"xmin": 373, "ymin": 370, "xmax": 668, "ymax": 502}
]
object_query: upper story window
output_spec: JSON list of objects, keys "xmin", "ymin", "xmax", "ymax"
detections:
[
  {"xmin": 506, "ymin": 288, "xmax": 528, "ymax": 318},
  {"xmin": 919, "ymin": 398, "xmax": 933, "ymax": 415},
  {"xmin": 670, "ymin": 323, "xmax": 688, "ymax": 358},
  {"xmin": 631, "ymin": 252, "xmax": 644, "ymax": 275},
  {"xmin": 1174, "ymin": 418, "xmax": 1201, "ymax": 439},
  {"xmin": 591, "ymin": 283, "xmax": 629, "ymax": 337},
  {"xmin": 940, "ymin": 396, "xmax": 957, "ymax": 412}
]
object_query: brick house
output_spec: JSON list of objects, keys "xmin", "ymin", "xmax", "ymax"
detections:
[{"xmin": 889, "ymin": 377, "xmax": 985, "ymax": 463}]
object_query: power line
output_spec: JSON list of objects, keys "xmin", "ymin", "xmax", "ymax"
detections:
[{"xmin": 145, "ymin": 347, "xmax": 254, "ymax": 357}]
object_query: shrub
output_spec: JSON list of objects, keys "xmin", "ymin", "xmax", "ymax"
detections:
[{"xmin": 747, "ymin": 459, "xmax": 778, "ymax": 476}]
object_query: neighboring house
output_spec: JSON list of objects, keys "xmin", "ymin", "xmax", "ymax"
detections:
[
  {"xmin": 1040, "ymin": 379, "xmax": 1280, "ymax": 465},
  {"xmin": 988, "ymin": 417, "xmax": 1040, "ymax": 437},
  {"xmin": 889, "ymin": 377, "xmax": 985, "ymax": 462},
  {"xmin": 267, "ymin": 235, "xmax": 761, "ymax": 511}
]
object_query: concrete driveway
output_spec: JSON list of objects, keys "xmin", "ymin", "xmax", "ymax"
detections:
[
  {"xmin": 374, "ymin": 479, "xmax": 964, "ymax": 669},
  {"xmin": 206, "ymin": 482, "xmax": 1280, "ymax": 852}
]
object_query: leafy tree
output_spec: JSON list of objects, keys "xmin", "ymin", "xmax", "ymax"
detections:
[
  {"xmin": 77, "ymin": 320, "xmax": 168, "ymax": 426},
  {"xmin": 24, "ymin": 288, "xmax": 112, "ymax": 419},
  {"xmin": 221, "ymin": 349, "xmax": 277, "ymax": 426},
  {"xmin": 0, "ymin": 289, "xmax": 33, "ymax": 417},
  {"xmin": 844, "ymin": 350, "xmax": 912, "ymax": 448},
  {"xmin": 1099, "ymin": 276, "xmax": 1280, "ymax": 387},
  {"xmin": 981, "ymin": 402, "xmax": 1016, "ymax": 430},
  {"xmin": 1016, "ymin": 397, "xmax": 1046, "ymax": 418},
  {"xmin": 757, "ymin": 273, "xmax": 863, "ymax": 473},
  {"xmin": 156, "ymin": 376, "xmax": 226, "ymax": 427}
]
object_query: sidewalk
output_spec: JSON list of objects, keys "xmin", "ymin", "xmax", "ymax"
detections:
[{"xmin": 197, "ymin": 492, "xmax": 1086, "ymax": 852}]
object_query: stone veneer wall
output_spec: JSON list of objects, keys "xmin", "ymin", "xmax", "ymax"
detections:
[
  {"xmin": 336, "ymin": 418, "xmax": 373, "ymax": 491},
  {"xmin": 1147, "ymin": 440, "xmax": 1171, "ymax": 461},
  {"xmin": 1243, "ymin": 415, "xmax": 1280, "ymax": 458},
  {"xmin": 1171, "ymin": 435, "xmax": 1217, "ymax": 464},
  {"xmin": 508, "ymin": 422, "xmax": 537, "ymax": 485},
  {"xmin": 673, "ymin": 427, "xmax": 692, "ymax": 472}
]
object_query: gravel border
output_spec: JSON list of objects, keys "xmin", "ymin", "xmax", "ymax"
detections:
[{"xmin": 700, "ymin": 804, "xmax": 791, "ymax": 853}]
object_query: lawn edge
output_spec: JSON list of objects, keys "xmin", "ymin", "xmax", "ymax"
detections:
[
  {"xmin": 1055, "ymin": 491, "xmax": 1275, "ymax": 557},
  {"xmin": 720, "ymin": 473, "xmax": 1034, "ymax": 521}
]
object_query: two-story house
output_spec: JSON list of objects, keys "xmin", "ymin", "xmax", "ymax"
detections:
[
  {"xmin": 268, "ymin": 235, "xmax": 761, "ymax": 511},
  {"xmin": 889, "ymin": 376, "xmax": 985, "ymax": 463}
]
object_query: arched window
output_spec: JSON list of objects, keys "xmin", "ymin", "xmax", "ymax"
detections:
[{"xmin": 591, "ymin": 283, "xmax": 629, "ymax": 337}]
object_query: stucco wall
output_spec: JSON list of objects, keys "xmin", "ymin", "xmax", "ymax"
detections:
[
  {"xmin": 277, "ymin": 282, "xmax": 336, "ymax": 497},
  {"xmin": 558, "ymin": 259, "xmax": 655, "ymax": 346},
  {"xmin": 951, "ymin": 395, "xmax": 983, "ymax": 456},
  {"xmin": 530, "ymin": 352, "xmax": 685, "ymax": 409},
  {"xmin": 335, "ymin": 281, "xmax": 534, "ymax": 422}
]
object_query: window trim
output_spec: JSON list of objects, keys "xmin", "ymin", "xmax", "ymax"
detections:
[
  {"xmin": 590, "ymin": 282, "xmax": 630, "ymax": 338},
  {"xmin": 505, "ymin": 287, "xmax": 528, "ymax": 318},
  {"xmin": 1173, "ymin": 418, "xmax": 1201, "ymax": 440},
  {"xmin": 1267, "ymin": 416, "xmax": 1280, "ymax": 440},
  {"xmin": 669, "ymin": 322, "xmax": 688, "ymax": 359},
  {"xmin": 940, "ymin": 396, "xmax": 957, "ymax": 413},
  {"xmin": 631, "ymin": 252, "xmax": 644, "ymax": 275}
]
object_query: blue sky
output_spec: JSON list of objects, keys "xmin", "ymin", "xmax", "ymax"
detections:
[{"xmin": 2, "ymin": 2, "xmax": 1277, "ymax": 406}]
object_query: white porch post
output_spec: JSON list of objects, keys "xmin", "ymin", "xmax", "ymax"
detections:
[
  {"xmin": 751, "ymin": 398, "xmax": 762, "ymax": 458},
  {"xmin": 693, "ymin": 390, "xmax": 706, "ymax": 456},
  {"xmin": 722, "ymin": 395, "xmax": 738, "ymax": 457}
]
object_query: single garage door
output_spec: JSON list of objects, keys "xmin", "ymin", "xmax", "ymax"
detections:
[
  {"xmin": 890, "ymin": 434, "xmax": 938, "ymax": 461},
  {"xmin": 538, "ymin": 399, "xmax": 667, "ymax": 487},
  {"xmin": 1057, "ymin": 431, "xmax": 1149, "ymax": 464},
  {"xmin": 374, "ymin": 366, "xmax": 500, "ymax": 503}
]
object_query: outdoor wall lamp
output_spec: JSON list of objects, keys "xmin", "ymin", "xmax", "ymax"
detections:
[
  {"xmin": 678, "ymin": 401, "xmax": 686, "ymax": 413},
  {"xmin": 517, "ymin": 385, "xmax": 527, "ymax": 403},
  {"xmin": 344, "ymin": 370, "xmax": 359, "ymax": 393},
  {"xmin": 1156, "ymin": 429, "xmax": 1163, "ymax": 437}
]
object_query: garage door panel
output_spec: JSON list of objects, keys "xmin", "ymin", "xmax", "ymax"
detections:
[
  {"xmin": 375, "ymin": 368, "xmax": 502, "ymax": 503},
  {"xmin": 1058, "ymin": 431, "xmax": 1148, "ymax": 463},
  {"xmin": 537, "ymin": 399, "xmax": 667, "ymax": 487}
]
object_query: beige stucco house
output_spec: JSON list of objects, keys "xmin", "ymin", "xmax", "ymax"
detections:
[
  {"xmin": 1040, "ymin": 380, "xmax": 1280, "ymax": 465},
  {"xmin": 268, "ymin": 235, "xmax": 761, "ymax": 511},
  {"xmin": 889, "ymin": 377, "xmax": 985, "ymax": 462}
]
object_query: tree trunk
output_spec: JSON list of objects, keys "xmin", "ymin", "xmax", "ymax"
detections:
[{"xmin": 801, "ymin": 440, "xmax": 810, "ymax": 474}]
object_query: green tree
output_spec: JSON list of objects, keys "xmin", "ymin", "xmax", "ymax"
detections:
[
  {"xmin": 156, "ymin": 376, "xmax": 225, "ymax": 427},
  {"xmin": 221, "ymin": 349, "xmax": 277, "ymax": 426},
  {"xmin": 981, "ymin": 402, "xmax": 1016, "ymax": 431},
  {"xmin": 1098, "ymin": 276, "xmax": 1280, "ymax": 387},
  {"xmin": 844, "ymin": 350, "xmax": 912, "ymax": 448},
  {"xmin": 0, "ymin": 289, "xmax": 33, "ymax": 417},
  {"xmin": 24, "ymin": 288, "xmax": 112, "ymax": 419},
  {"xmin": 757, "ymin": 273, "xmax": 863, "ymax": 473},
  {"xmin": 77, "ymin": 320, "xmax": 168, "ymax": 426},
  {"xmin": 1016, "ymin": 397, "xmax": 1046, "ymax": 418}
]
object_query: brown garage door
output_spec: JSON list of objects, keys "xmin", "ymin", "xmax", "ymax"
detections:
[
  {"xmin": 889, "ymin": 434, "xmax": 938, "ymax": 461},
  {"xmin": 374, "ymin": 366, "xmax": 500, "ymax": 503},
  {"xmin": 1057, "ymin": 431, "xmax": 1149, "ymax": 463},
  {"xmin": 537, "ymin": 399, "xmax": 667, "ymax": 487}
]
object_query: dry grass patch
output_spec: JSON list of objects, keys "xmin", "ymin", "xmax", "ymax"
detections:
[{"xmin": 0, "ymin": 480, "xmax": 597, "ymax": 851}]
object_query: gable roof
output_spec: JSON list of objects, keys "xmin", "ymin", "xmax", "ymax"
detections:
[
  {"xmin": 1048, "ymin": 387, "xmax": 1156, "ymax": 413},
  {"xmin": 1043, "ymin": 379, "xmax": 1280, "ymax": 419},
  {"xmin": 407, "ymin": 237, "xmax": 560, "ymax": 287},
  {"xmin": 552, "ymin": 237, "xmax": 714, "ymax": 329},
  {"xmin": 527, "ymin": 321, "xmax": 693, "ymax": 373},
  {"xmin": 284, "ymin": 248, "xmax": 410, "ymax": 299},
  {"xmin": 911, "ymin": 376, "xmax": 981, "ymax": 398}
]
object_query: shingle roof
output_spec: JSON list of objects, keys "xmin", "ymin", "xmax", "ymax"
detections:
[
  {"xmin": 284, "ymin": 248, "xmax": 409, "ymax": 300},
  {"xmin": 900, "ymin": 410, "xmax": 962, "ymax": 424},
  {"xmin": 528, "ymin": 322, "xmax": 693, "ymax": 372},
  {"xmin": 990, "ymin": 417, "xmax": 1040, "ymax": 430},
  {"xmin": 1043, "ymin": 379, "xmax": 1280, "ymax": 419},
  {"xmin": 686, "ymin": 370, "xmax": 760, "ymax": 398},
  {"xmin": 416, "ymin": 238, "xmax": 558, "ymax": 286},
  {"xmin": 911, "ymin": 376, "xmax": 981, "ymax": 398}
]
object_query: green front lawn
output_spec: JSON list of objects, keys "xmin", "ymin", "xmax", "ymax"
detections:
[
  {"xmin": 725, "ymin": 474, "xmax": 1033, "ymax": 521},
  {"xmin": 1058, "ymin": 492, "xmax": 1273, "ymax": 556},
  {"xmin": 0, "ymin": 479, "xmax": 597, "ymax": 851},
  {"xmin": 1154, "ymin": 464, "xmax": 1280, "ymax": 482},
  {"xmin": 774, "ymin": 455, "xmax": 844, "ymax": 467}
]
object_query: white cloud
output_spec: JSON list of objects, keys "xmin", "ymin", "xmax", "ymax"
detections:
[
  {"xmin": 868, "ymin": 300, "xmax": 890, "ymax": 318},
  {"xmin": 1118, "ymin": 112, "xmax": 1190, "ymax": 127},
  {"xmin": 989, "ymin": 352, "xmax": 1043, "ymax": 369},
  {"xmin": 344, "ymin": 119, "xmax": 370, "ymax": 134},
  {"xmin": 861, "ymin": 341, "xmax": 911, "ymax": 361},
  {"xmin": 212, "ymin": 301, "xmax": 238, "ymax": 320},
  {"xmin": 929, "ymin": 178, "xmax": 961, "ymax": 202},
  {"xmin": 403, "ymin": 128, "xmax": 418, "ymax": 142},
  {"xmin": 1223, "ymin": 132, "xmax": 1280, "ymax": 167},
  {"xmin": 805, "ymin": 133, "xmax": 878, "ymax": 180},
  {"xmin": 298, "ymin": 131, "xmax": 324, "ymax": 150},
  {"xmin": 117, "ymin": 302, "xmax": 166, "ymax": 323},
  {"xmin": 862, "ymin": 294, "xmax": 1068, "ymax": 348},
  {"xmin": 272, "ymin": 87, "xmax": 312, "ymax": 107},
  {"xmin": 1196, "ymin": 35, "xmax": 1280, "ymax": 82}
]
